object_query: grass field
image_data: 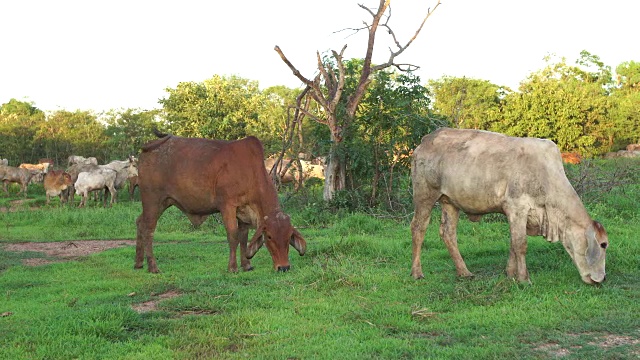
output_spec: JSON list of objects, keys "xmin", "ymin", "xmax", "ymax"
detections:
[{"xmin": 0, "ymin": 176, "xmax": 639, "ymax": 359}]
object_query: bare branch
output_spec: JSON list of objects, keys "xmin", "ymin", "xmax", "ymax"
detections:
[
  {"xmin": 274, "ymin": 46, "xmax": 315, "ymax": 87},
  {"xmin": 372, "ymin": 0, "xmax": 442, "ymax": 72}
]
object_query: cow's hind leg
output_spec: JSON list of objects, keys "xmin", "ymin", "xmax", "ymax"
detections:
[
  {"xmin": 410, "ymin": 191, "xmax": 440, "ymax": 279},
  {"xmin": 440, "ymin": 201, "xmax": 473, "ymax": 278},
  {"xmin": 135, "ymin": 203, "xmax": 165, "ymax": 273}
]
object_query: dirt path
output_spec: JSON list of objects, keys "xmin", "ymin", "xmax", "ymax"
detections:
[{"xmin": 2, "ymin": 240, "xmax": 136, "ymax": 266}]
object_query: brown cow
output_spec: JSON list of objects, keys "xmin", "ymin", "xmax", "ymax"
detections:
[
  {"xmin": 135, "ymin": 130, "xmax": 306, "ymax": 273},
  {"xmin": 561, "ymin": 152, "xmax": 582, "ymax": 165},
  {"xmin": 626, "ymin": 144, "xmax": 640, "ymax": 152},
  {"xmin": 43, "ymin": 169, "xmax": 73, "ymax": 205},
  {"xmin": 19, "ymin": 162, "xmax": 50, "ymax": 173}
]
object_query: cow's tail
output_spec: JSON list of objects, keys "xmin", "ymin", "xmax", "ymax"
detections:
[{"xmin": 141, "ymin": 128, "xmax": 172, "ymax": 152}]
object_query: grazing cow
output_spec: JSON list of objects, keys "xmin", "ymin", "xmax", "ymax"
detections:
[
  {"xmin": 135, "ymin": 130, "xmax": 306, "ymax": 273},
  {"xmin": 410, "ymin": 128, "xmax": 608, "ymax": 285},
  {"xmin": 43, "ymin": 170, "xmax": 73, "ymax": 205},
  {"xmin": 1, "ymin": 159, "xmax": 8, "ymax": 166},
  {"xmin": 0, "ymin": 165, "xmax": 44, "ymax": 196},
  {"xmin": 74, "ymin": 168, "xmax": 117, "ymax": 207},
  {"xmin": 19, "ymin": 162, "xmax": 50, "ymax": 173}
]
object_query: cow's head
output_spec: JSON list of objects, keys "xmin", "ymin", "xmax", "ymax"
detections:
[
  {"xmin": 564, "ymin": 220, "xmax": 608, "ymax": 285},
  {"xmin": 246, "ymin": 211, "xmax": 306, "ymax": 272},
  {"xmin": 62, "ymin": 172, "xmax": 73, "ymax": 187}
]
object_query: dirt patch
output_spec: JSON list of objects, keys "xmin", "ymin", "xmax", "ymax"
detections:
[
  {"xmin": 3, "ymin": 240, "xmax": 136, "ymax": 265},
  {"xmin": 0, "ymin": 199, "xmax": 34, "ymax": 213},
  {"xmin": 533, "ymin": 343, "xmax": 571, "ymax": 358},
  {"xmin": 534, "ymin": 332, "xmax": 640, "ymax": 358},
  {"xmin": 131, "ymin": 290, "xmax": 182, "ymax": 313}
]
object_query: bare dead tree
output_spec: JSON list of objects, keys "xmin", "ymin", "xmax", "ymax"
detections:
[
  {"xmin": 276, "ymin": 0, "xmax": 442, "ymax": 201},
  {"xmin": 268, "ymin": 87, "xmax": 310, "ymax": 189}
]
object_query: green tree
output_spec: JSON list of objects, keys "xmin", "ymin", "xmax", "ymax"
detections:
[
  {"xmin": 42, "ymin": 110, "xmax": 109, "ymax": 163},
  {"xmin": 0, "ymin": 99, "xmax": 46, "ymax": 164},
  {"xmin": 276, "ymin": 1, "xmax": 442, "ymax": 201},
  {"xmin": 160, "ymin": 75, "xmax": 263, "ymax": 140},
  {"xmin": 258, "ymin": 85, "xmax": 302, "ymax": 155},
  {"xmin": 498, "ymin": 53, "xmax": 612, "ymax": 156},
  {"xmin": 350, "ymin": 66, "xmax": 443, "ymax": 208},
  {"xmin": 428, "ymin": 76, "xmax": 506, "ymax": 130},
  {"xmin": 608, "ymin": 61, "xmax": 640, "ymax": 147},
  {"xmin": 102, "ymin": 108, "xmax": 164, "ymax": 160}
]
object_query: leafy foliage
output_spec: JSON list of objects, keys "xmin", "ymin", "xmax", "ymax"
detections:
[
  {"xmin": 429, "ymin": 51, "xmax": 639, "ymax": 157},
  {"xmin": 429, "ymin": 76, "xmax": 506, "ymax": 130}
]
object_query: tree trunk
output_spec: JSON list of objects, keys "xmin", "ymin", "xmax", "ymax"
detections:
[{"xmin": 323, "ymin": 133, "xmax": 346, "ymax": 201}]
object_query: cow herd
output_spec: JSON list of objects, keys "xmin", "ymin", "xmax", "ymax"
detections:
[
  {"xmin": 1, "ymin": 127, "xmax": 611, "ymax": 285},
  {"xmin": 0, "ymin": 155, "xmax": 138, "ymax": 206}
]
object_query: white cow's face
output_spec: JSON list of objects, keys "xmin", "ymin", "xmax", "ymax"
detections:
[{"xmin": 564, "ymin": 221, "xmax": 608, "ymax": 284}]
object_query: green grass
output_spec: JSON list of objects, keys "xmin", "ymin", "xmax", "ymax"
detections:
[{"xmin": 0, "ymin": 183, "xmax": 639, "ymax": 359}]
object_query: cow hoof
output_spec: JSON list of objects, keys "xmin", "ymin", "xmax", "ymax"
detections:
[
  {"xmin": 411, "ymin": 272, "xmax": 425, "ymax": 280},
  {"xmin": 243, "ymin": 266, "xmax": 254, "ymax": 272}
]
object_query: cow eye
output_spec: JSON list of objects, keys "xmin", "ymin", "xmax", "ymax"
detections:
[{"xmin": 600, "ymin": 242, "xmax": 608, "ymax": 249}]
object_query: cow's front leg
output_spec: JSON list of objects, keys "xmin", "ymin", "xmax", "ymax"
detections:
[
  {"xmin": 238, "ymin": 222, "xmax": 253, "ymax": 271},
  {"xmin": 507, "ymin": 214, "xmax": 530, "ymax": 283},
  {"xmin": 222, "ymin": 209, "xmax": 240, "ymax": 273}
]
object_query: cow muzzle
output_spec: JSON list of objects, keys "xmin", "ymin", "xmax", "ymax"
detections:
[{"xmin": 582, "ymin": 272, "xmax": 606, "ymax": 285}]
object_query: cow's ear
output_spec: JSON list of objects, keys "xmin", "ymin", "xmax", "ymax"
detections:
[
  {"xmin": 290, "ymin": 228, "xmax": 306, "ymax": 256},
  {"xmin": 247, "ymin": 226, "xmax": 265, "ymax": 259},
  {"xmin": 585, "ymin": 225, "xmax": 601, "ymax": 266}
]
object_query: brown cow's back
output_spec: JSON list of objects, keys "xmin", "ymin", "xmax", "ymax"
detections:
[{"xmin": 138, "ymin": 135, "xmax": 274, "ymax": 214}]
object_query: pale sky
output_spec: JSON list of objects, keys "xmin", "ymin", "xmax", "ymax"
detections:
[{"xmin": 1, "ymin": 0, "xmax": 638, "ymax": 113}]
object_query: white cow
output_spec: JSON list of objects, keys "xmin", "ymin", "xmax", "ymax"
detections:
[
  {"xmin": 74, "ymin": 168, "xmax": 117, "ymax": 207},
  {"xmin": 410, "ymin": 128, "xmax": 608, "ymax": 285},
  {"xmin": 98, "ymin": 156, "xmax": 138, "ymax": 203},
  {"xmin": 68, "ymin": 155, "xmax": 98, "ymax": 167}
]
